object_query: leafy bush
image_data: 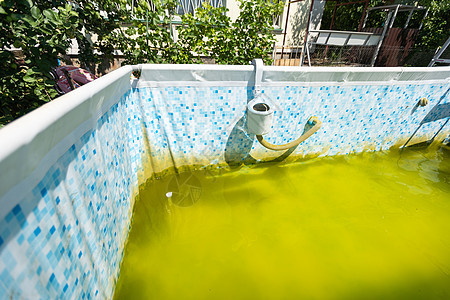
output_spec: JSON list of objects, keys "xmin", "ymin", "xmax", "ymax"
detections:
[
  {"xmin": 1, "ymin": 0, "xmax": 77, "ymax": 124},
  {"xmin": 0, "ymin": 0, "xmax": 127, "ymax": 125},
  {"xmin": 414, "ymin": 0, "xmax": 450, "ymax": 50},
  {"xmin": 120, "ymin": 0, "xmax": 283, "ymax": 65},
  {"xmin": 0, "ymin": 0, "xmax": 282, "ymax": 126}
]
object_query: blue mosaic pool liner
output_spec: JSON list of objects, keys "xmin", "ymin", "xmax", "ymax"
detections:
[
  {"xmin": 0, "ymin": 66, "xmax": 449, "ymax": 299},
  {"xmin": 135, "ymin": 81, "xmax": 450, "ymax": 170},
  {"xmin": 0, "ymin": 90, "xmax": 144, "ymax": 299}
]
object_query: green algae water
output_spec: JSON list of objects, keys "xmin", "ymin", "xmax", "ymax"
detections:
[{"xmin": 114, "ymin": 144, "xmax": 450, "ymax": 300}]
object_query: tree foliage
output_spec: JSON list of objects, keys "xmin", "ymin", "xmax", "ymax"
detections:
[
  {"xmin": 0, "ymin": 0, "xmax": 127, "ymax": 125},
  {"xmin": 175, "ymin": 0, "xmax": 283, "ymax": 65},
  {"xmin": 0, "ymin": 0, "xmax": 283, "ymax": 126},
  {"xmin": 413, "ymin": 0, "xmax": 450, "ymax": 49},
  {"xmin": 1, "ymin": 0, "xmax": 77, "ymax": 124},
  {"xmin": 320, "ymin": 0, "xmax": 382, "ymax": 31}
]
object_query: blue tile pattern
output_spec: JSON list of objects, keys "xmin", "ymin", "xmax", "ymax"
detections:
[
  {"xmin": 135, "ymin": 82, "xmax": 450, "ymax": 168},
  {"xmin": 0, "ymin": 90, "xmax": 145, "ymax": 299},
  {"xmin": 0, "ymin": 78, "xmax": 449, "ymax": 299}
]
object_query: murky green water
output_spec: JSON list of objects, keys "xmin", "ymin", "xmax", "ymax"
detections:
[{"xmin": 114, "ymin": 144, "xmax": 450, "ymax": 300}]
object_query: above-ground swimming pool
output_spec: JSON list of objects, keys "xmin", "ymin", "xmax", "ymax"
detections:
[{"xmin": 0, "ymin": 64, "xmax": 449, "ymax": 299}]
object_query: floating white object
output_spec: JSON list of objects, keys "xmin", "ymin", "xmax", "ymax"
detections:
[{"xmin": 247, "ymin": 94, "xmax": 274, "ymax": 135}]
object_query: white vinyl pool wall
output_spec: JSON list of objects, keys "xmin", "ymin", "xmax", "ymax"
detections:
[{"xmin": 0, "ymin": 64, "xmax": 449, "ymax": 298}]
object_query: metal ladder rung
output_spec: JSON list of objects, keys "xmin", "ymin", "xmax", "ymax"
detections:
[{"xmin": 428, "ymin": 37, "xmax": 450, "ymax": 67}]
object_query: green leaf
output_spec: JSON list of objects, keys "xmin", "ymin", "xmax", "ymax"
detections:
[
  {"xmin": 23, "ymin": 74, "xmax": 37, "ymax": 83},
  {"xmin": 21, "ymin": 0, "xmax": 33, "ymax": 8},
  {"xmin": 34, "ymin": 87, "xmax": 42, "ymax": 96},
  {"xmin": 31, "ymin": 6, "xmax": 41, "ymax": 19},
  {"xmin": 21, "ymin": 14, "xmax": 36, "ymax": 25},
  {"xmin": 43, "ymin": 9, "xmax": 60, "ymax": 24},
  {"xmin": 25, "ymin": 67, "xmax": 38, "ymax": 76}
]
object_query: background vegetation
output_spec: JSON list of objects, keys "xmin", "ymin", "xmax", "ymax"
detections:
[
  {"xmin": 1, "ymin": 0, "xmax": 448, "ymax": 125},
  {"xmin": 0, "ymin": 0, "xmax": 283, "ymax": 126}
]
